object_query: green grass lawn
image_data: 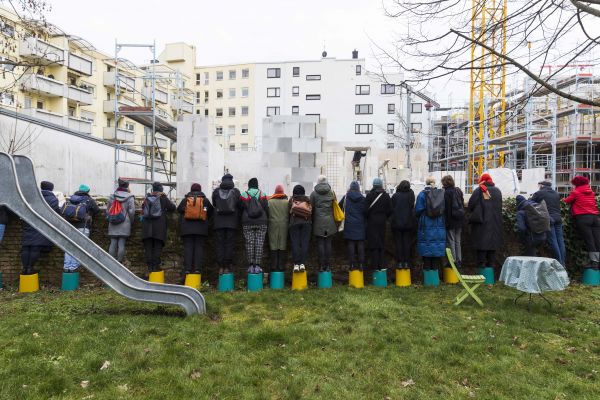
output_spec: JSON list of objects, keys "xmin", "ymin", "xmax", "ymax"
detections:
[{"xmin": 0, "ymin": 282, "xmax": 599, "ymax": 400}]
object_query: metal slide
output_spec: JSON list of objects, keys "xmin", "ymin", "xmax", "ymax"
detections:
[{"xmin": 0, "ymin": 153, "xmax": 205, "ymax": 316}]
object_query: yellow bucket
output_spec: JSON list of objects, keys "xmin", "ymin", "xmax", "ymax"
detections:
[
  {"xmin": 443, "ymin": 267, "xmax": 459, "ymax": 284},
  {"xmin": 19, "ymin": 273, "xmax": 39, "ymax": 293},
  {"xmin": 184, "ymin": 273, "xmax": 201, "ymax": 289},
  {"xmin": 395, "ymin": 269, "xmax": 411, "ymax": 287},
  {"xmin": 148, "ymin": 270, "xmax": 165, "ymax": 284},
  {"xmin": 349, "ymin": 270, "xmax": 364, "ymax": 288},
  {"xmin": 291, "ymin": 271, "xmax": 307, "ymax": 291}
]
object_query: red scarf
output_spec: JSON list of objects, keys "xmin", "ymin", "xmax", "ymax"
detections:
[
  {"xmin": 478, "ymin": 173, "xmax": 493, "ymax": 194},
  {"xmin": 269, "ymin": 193, "xmax": 287, "ymax": 200}
]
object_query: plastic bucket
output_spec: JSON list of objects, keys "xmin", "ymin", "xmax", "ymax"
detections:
[
  {"xmin": 61, "ymin": 271, "xmax": 80, "ymax": 291},
  {"xmin": 218, "ymin": 273, "xmax": 234, "ymax": 292},
  {"xmin": 317, "ymin": 271, "xmax": 332, "ymax": 289}
]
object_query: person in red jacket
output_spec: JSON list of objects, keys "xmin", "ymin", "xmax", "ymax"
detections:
[{"xmin": 563, "ymin": 175, "xmax": 600, "ymax": 269}]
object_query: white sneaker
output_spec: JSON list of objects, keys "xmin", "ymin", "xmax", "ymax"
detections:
[
  {"xmin": 293, "ymin": 264, "xmax": 300, "ymax": 272},
  {"xmin": 299, "ymin": 264, "xmax": 306, "ymax": 271}
]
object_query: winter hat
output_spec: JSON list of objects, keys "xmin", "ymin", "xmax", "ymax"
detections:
[
  {"xmin": 248, "ymin": 177, "xmax": 259, "ymax": 189},
  {"xmin": 40, "ymin": 181, "xmax": 54, "ymax": 191},
  {"xmin": 571, "ymin": 175, "xmax": 589, "ymax": 187},
  {"xmin": 478, "ymin": 172, "xmax": 494, "ymax": 193},
  {"xmin": 275, "ymin": 184, "xmax": 285, "ymax": 194},
  {"xmin": 349, "ymin": 181, "xmax": 360, "ymax": 191},
  {"xmin": 152, "ymin": 181, "xmax": 163, "ymax": 192},
  {"xmin": 191, "ymin": 183, "xmax": 202, "ymax": 192},
  {"xmin": 293, "ymin": 184, "xmax": 305, "ymax": 196},
  {"xmin": 79, "ymin": 184, "xmax": 90, "ymax": 193},
  {"xmin": 317, "ymin": 175, "xmax": 327, "ymax": 184},
  {"xmin": 372, "ymin": 178, "xmax": 383, "ymax": 188},
  {"xmin": 117, "ymin": 178, "xmax": 129, "ymax": 189},
  {"xmin": 538, "ymin": 180, "xmax": 552, "ymax": 187},
  {"xmin": 516, "ymin": 195, "xmax": 526, "ymax": 205},
  {"xmin": 222, "ymin": 173, "xmax": 233, "ymax": 182}
]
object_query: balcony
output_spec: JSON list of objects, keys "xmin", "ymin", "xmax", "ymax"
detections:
[
  {"xmin": 143, "ymin": 135, "xmax": 169, "ymax": 149},
  {"xmin": 103, "ymin": 71, "xmax": 136, "ymax": 91},
  {"xmin": 67, "ymin": 117, "xmax": 92, "ymax": 134},
  {"xmin": 103, "ymin": 99, "xmax": 137, "ymax": 113},
  {"xmin": 66, "ymin": 85, "xmax": 93, "ymax": 105},
  {"xmin": 21, "ymin": 74, "xmax": 65, "ymax": 97},
  {"xmin": 68, "ymin": 52, "xmax": 93, "ymax": 76},
  {"xmin": 19, "ymin": 37, "xmax": 65, "ymax": 65},
  {"xmin": 21, "ymin": 107, "xmax": 65, "ymax": 125},
  {"xmin": 103, "ymin": 126, "xmax": 135, "ymax": 143},
  {"xmin": 170, "ymin": 95, "xmax": 194, "ymax": 113},
  {"xmin": 142, "ymin": 86, "xmax": 169, "ymax": 104}
]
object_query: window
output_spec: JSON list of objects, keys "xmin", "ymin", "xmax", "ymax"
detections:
[
  {"xmin": 241, "ymin": 106, "xmax": 249, "ymax": 116},
  {"xmin": 204, "ymin": 90, "xmax": 209, "ymax": 102},
  {"xmin": 356, "ymin": 65, "xmax": 362, "ymax": 75},
  {"xmin": 242, "ymin": 68, "xmax": 249, "ymax": 79},
  {"xmin": 355, "ymin": 124, "xmax": 373, "ymax": 134},
  {"xmin": 387, "ymin": 143, "xmax": 395, "ymax": 149},
  {"xmin": 292, "ymin": 106, "xmax": 299, "ymax": 115},
  {"xmin": 292, "ymin": 86, "xmax": 299, "ymax": 96},
  {"xmin": 195, "ymin": 92, "xmax": 201, "ymax": 104},
  {"xmin": 24, "ymin": 96, "xmax": 32, "ymax": 109},
  {"xmin": 0, "ymin": 21, "xmax": 15, "ymax": 37},
  {"xmin": 204, "ymin": 72, "xmax": 209, "ymax": 84},
  {"xmin": 228, "ymin": 125, "xmax": 235, "ymax": 136},
  {"xmin": 68, "ymin": 106, "xmax": 75, "ymax": 117},
  {"xmin": 355, "ymin": 104, "xmax": 373, "ymax": 115},
  {"xmin": 381, "ymin": 84, "xmax": 396, "ymax": 94},
  {"xmin": 196, "ymin": 109, "xmax": 201, "ymax": 114},
  {"xmin": 293, "ymin": 67, "xmax": 300, "ymax": 77},
  {"xmin": 216, "ymin": 71, "xmax": 223, "ymax": 81},
  {"xmin": 0, "ymin": 56, "xmax": 15, "ymax": 71},
  {"xmin": 242, "ymin": 87, "xmax": 249, "ymax": 97},
  {"xmin": 229, "ymin": 88, "xmax": 236, "ymax": 98},
  {"xmin": 228, "ymin": 107, "xmax": 236, "ymax": 117},
  {"xmin": 216, "ymin": 89, "xmax": 223, "ymax": 99},
  {"xmin": 411, "ymin": 103, "xmax": 423, "ymax": 113},
  {"xmin": 229, "ymin": 70, "xmax": 236, "ymax": 80},
  {"xmin": 387, "ymin": 123, "xmax": 395, "ymax": 134},
  {"xmin": 216, "ymin": 126, "xmax": 223, "ymax": 135},
  {"xmin": 195, "ymin": 73, "xmax": 201, "ymax": 85},
  {"xmin": 125, "ymin": 121, "xmax": 135, "ymax": 131},
  {"xmin": 267, "ymin": 68, "xmax": 281, "ymax": 78},
  {"xmin": 0, "ymin": 92, "xmax": 14, "ymax": 106},
  {"xmin": 306, "ymin": 113, "xmax": 321, "ymax": 122},
  {"xmin": 306, "ymin": 75, "xmax": 321, "ymax": 81},
  {"xmin": 216, "ymin": 108, "xmax": 223, "ymax": 117},
  {"xmin": 204, "ymin": 109, "xmax": 209, "ymax": 116},
  {"xmin": 388, "ymin": 104, "xmax": 395, "ymax": 114},
  {"xmin": 241, "ymin": 143, "xmax": 248, "ymax": 151},
  {"xmin": 355, "ymin": 85, "xmax": 370, "ymax": 95},
  {"xmin": 267, "ymin": 106, "xmax": 280, "ymax": 116},
  {"xmin": 306, "ymin": 94, "xmax": 321, "ymax": 100},
  {"xmin": 411, "ymin": 123, "xmax": 423, "ymax": 132},
  {"xmin": 229, "ymin": 144, "xmax": 236, "ymax": 151},
  {"xmin": 241, "ymin": 124, "xmax": 249, "ymax": 134},
  {"xmin": 267, "ymin": 87, "xmax": 281, "ymax": 98},
  {"xmin": 36, "ymin": 100, "xmax": 44, "ymax": 110}
]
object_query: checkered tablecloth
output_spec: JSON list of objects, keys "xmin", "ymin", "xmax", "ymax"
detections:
[{"xmin": 500, "ymin": 257, "xmax": 570, "ymax": 294}]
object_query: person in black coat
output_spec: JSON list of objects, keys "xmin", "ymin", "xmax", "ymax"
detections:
[
  {"xmin": 390, "ymin": 180, "xmax": 415, "ymax": 269},
  {"xmin": 442, "ymin": 175, "xmax": 465, "ymax": 267},
  {"xmin": 467, "ymin": 173, "xmax": 504, "ymax": 271},
  {"xmin": 177, "ymin": 183, "xmax": 214, "ymax": 275},
  {"xmin": 21, "ymin": 181, "xmax": 59, "ymax": 275},
  {"xmin": 141, "ymin": 182, "xmax": 176, "ymax": 273},
  {"xmin": 212, "ymin": 173, "xmax": 241, "ymax": 274},
  {"xmin": 364, "ymin": 178, "xmax": 392, "ymax": 270},
  {"xmin": 531, "ymin": 180, "xmax": 566, "ymax": 266}
]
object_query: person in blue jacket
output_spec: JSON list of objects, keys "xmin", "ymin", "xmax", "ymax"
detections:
[
  {"xmin": 415, "ymin": 177, "xmax": 446, "ymax": 271},
  {"xmin": 339, "ymin": 181, "xmax": 366, "ymax": 270}
]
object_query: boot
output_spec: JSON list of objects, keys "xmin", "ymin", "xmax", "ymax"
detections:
[
  {"xmin": 23, "ymin": 265, "xmax": 32, "ymax": 275},
  {"xmin": 396, "ymin": 262, "xmax": 402, "ymax": 270},
  {"xmin": 270, "ymin": 251, "xmax": 278, "ymax": 272}
]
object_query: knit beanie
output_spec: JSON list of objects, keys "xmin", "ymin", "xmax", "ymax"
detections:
[
  {"xmin": 248, "ymin": 177, "xmax": 259, "ymax": 189},
  {"xmin": 222, "ymin": 173, "xmax": 233, "ymax": 182},
  {"xmin": 372, "ymin": 178, "xmax": 383, "ymax": 188},
  {"xmin": 40, "ymin": 181, "xmax": 54, "ymax": 191},
  {"xmin": 571, "ymin": 176, "xmax": 589, "ymax": 187},
  {"xmin": 79, "ymin": 184, "xmax": 90, "ymax": 193},
  {"xmin": 191, "ymin": 183, "xmax": 202, "ymax": 192},
  {"xmin": 317, "ymin": 175, "xmax": 327, "ymax": 184},
  {"xmin": 117, "ymin": 178, "xmax": 129, "ymax": 189},
  {"xmin": 152, "ymin": 181, "xmax": 163, "ymax": 192},
  {"xmin": 516, "ymin": 195, "xmax": 526, "ymax": 205},
  {"xmin": 349, "ymin": 181, "xmax": 360, "ymax": 191},
  {"xmin": 275, "ymin": 184, "xmax": 284, "ymax": 194},
  {"xmin": 293, "ymin": 184, "xmax": 305, "ymax": 196}
]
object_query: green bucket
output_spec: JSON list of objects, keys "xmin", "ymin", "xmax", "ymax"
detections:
[
  {"xmin": 247, "ymin": 273, "xmax": 263, "ymax": 292},
  {"xmin": 317, "ymin": 271, "xmax": 333, "ymax": 288},
  {"xmin": 269, "ymin": 271, "xmax": 285, "ymax": 289},
  {"xmin": 61, "ymin": 272, "xmax": 80, "ymax": 291},
  {"xmin": 582, "ymin": 268, "xmax": 600, "ymax": 286},
  {"xmin": 423, "ymin": 269, "xmax": 440, "ymax": 287},
  {"xmin": 372, "ymin": 269, "xmax": 388, "ymax": 287},
  {"xmin": 218, "ymin": 273, "xmax": 234, "ymax": 292},
  {"xmin": 478, "ymin": 267, "xmax": 495, "ymax": 285}
]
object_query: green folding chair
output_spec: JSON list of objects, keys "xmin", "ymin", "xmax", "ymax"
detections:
[{"xmin": 446, "ymin": 248, "xmax": 485, "ymax": 306}]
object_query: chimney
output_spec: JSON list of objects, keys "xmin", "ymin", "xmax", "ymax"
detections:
[{"xmin": 352, "ymin": 49, "xmax": 358, "ymax": 59}]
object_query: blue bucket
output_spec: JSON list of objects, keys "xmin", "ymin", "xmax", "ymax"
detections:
[
  {"xmin": 582, "ymin": 268, "xmax": 600, "ymax": 286},
  {"xmin": 479, "ymin": 267, "xmax": 495, "ymax": 285},
  {"xmin": 372, "ymin": 269, "xmax": 388, "ymax": 287},
  {"xmin": 247, "ymin": 273, "xmax": 263, "ymax": 292},
  {"xmin": 218, "ymin": 273, "xmax": 234, "ymax": 292},
  {"xmin": 270, "ymin": 271, "xmax": 285, "ymax": 289},
  {"xmin": 61, "ymin": 272, "xmax": 80, "ymax": 291},
  {"xmin": 317, "ymin": 271, "xmax": 333, "ymax": 288},
  {"xmin": 423, "ymin": 269, "xmax": 440, "ymax": 287}
]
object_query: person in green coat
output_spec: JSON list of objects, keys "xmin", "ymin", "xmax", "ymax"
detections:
[
  {"xmin": 268, "ymin": 184, "xmax": 289, "ymax": 272},
  {"xmin": 310, "ymin": 175, "xmax": 338, "ymax": 271}
]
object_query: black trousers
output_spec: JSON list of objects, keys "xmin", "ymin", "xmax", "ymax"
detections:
[
  {"xmin": 21, "ymin": 245, "xmax": 45, "ymax": 274},
  {"xmin": 289, "ymin": 224, "xmax": 311, "ymax": 265},
  {"xmin": 143, "ymin": 238, "xmax": 164, "ymax": 272},
  {"xmin": 393, "ymin": 230, "xmax": 411, "ymax": 263},
  {"xmin": 422, "ymin": 256, "xmax": 440, "ymax": 270},
  {"xmin": 215, "ymin": 228, "xmax": 236, "ymax": 265},
  {"xmin": 521, "ymin": 233, "xmax": 543, "ymax": 257},
  {"xmin": 317, "ymin": 236, "xmax": 332, "ymax": 268},
  {"xmin": 270, "ymin": 250, "xmax": 286, "ymax": 271},
  {"xmin": 370, "ymin": 248, "xmax": 385, "ymax": 270},
  {"xmin": 183, "ymin": 235, "xmax": 205, "ymax": 273},
  {"xmin": 476, "ymin": 250, "xmax": 496, "ymax": 268},
  {"xmin": 346, "ymin": 240, "xmax": 365, "ymax": 268},
  {"xmin": 575, "ymin": 214, "xmax": 600, "ymax": 252}
]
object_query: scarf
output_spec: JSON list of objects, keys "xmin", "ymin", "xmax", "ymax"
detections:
[{"xmin": 269, "ymin": 193, "xmax": 287, "ymax": 200}]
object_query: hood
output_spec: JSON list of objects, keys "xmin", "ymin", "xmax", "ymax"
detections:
[
  {"xmin": 114, "ymin": 190, "xmax": 134, "ymax": 201},
  {"xmin": 292, "ymin": 194, "xmax": 310, "ymax": 202},
  {"xmin": 246, "ymin": 188, "xmax": 260, "ymax": 198},
  {"xmin": 517, "ymin": 199, "xmax": 534, "ymax": 210},
  {"xmin": 186, "ymin": 191, "xmax": 205, "ymax": 198},
  {"xmin": 346, "ymin": 190, "xmax": 364, "ymax": 202},
  {"xmin": 73, "ymin": 191, "xmax": 90, "ymax": 197},
  {"xmin": 576, "ymin": 185, "xmax": 594, "ymax": 196},
  {"xmin": 41, "ymin": 189, "xmax": 55, "ymax": 198},
  {"xmin": 220, "ymin": 179, "xmax": 234, "ymax": 190},
  {"xmin": 314, "ymin": 182, "xmax": 331, "ymax": 195}
]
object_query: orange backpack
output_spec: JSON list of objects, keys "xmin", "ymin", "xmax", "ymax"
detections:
[{"xmin": 184, "ymin": 195, "xmax": 207, "ymax": 221}]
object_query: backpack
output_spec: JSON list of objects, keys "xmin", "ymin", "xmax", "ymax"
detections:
[
  {"xmin": 246, "ymin": 193, "xmax": 264, "ymax": 219},
  {"xmin": 525, "ymin": 200, "xmax": 551, "ymax": 234},
  {"xmin": 215, "ymin": 189, "xmax": 236, "ymax": 215},
  {"xmin": 291, "ymin": 199, "xmax": 312, "ymax": 219},
  {"xmin": 108, "ymin": 198, "xmax": 126, "ymax": 225},
  {"xmin": 184, "ymin": 195, "xmax": 207, "ymax": 221},
  {"xmin": 60, "ymin": 195, "xmax": 89, "ymax": 222},
  {"xmin": 451, "ymin": 188, "xmax": 465, "ymax": 220},
  {"xmin": 142, "ymin": 194, "xmax": 163, "ymax": 219},
  {"xmin": 425, "ymin": 188, "xmax": 445, "ymax": 218}
]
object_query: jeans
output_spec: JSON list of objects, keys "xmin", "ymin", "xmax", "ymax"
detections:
[
  {"xmin": 346, "ymin": 240, "xmax": 365, "ymax": 268},
  {"xmin": 109, "ymin": 237, "xmax": 127, "ymax": 262},
  {"xmin": 215, "ymin": 228, "xmax": 236, "ymax": 265},
  {"xmin": 393, "ymin": 229, "xmax": 411, "ymax": 264},
  {"xmin": 547, "ymin": 221, "xmax": 566, "ymax": 266},
  {"xmin": 446, "ymin": 227, "xmax": 462, "ymax": 264},
  {"xmin": 289, "ymin": 223, "xmax": 311, "ymax": 265},
  {"xmin": 0, "ymin": 223, "xmax": 5, "ymax": 243},
  {"xmin": 64, "ymin": 227, "xmax": 90, "ymax": 272},
  {"xmin": 143, "ymin": 238, "xmax": 164, "ymax": 272},
  {"xmin": 316, "ymin": 236, "xmax": 332, "ymax": 269},
  {"xmin": 183, "ymin": 235, "xmax": 205, "ymax": 273}
]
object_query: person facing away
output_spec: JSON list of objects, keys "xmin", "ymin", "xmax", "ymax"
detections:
[
  {"xmin": 141, "ymin": 182, "xmax": 176, "ymax": 274},
  {"xmin": 211, "ymin": 173, "xmax": 241, "ymax": 275},
  {"xmin": 515, "ymin": 195, "xmax": 550, "ymax": 257},
  {"xmin": 288, "ymin": 184, "xmax": 312, "ymax": 272},
  {"xmin": 177, "ymin": 183, "xmax": 214, "ymax": 275},
  {"xmin": 62, "ymin": 184, "xmax": 100, "ymax": 273},
  {"xmin": 310, "ymin": 175, "xmax": 337, "ymax": 272},
  {"xmin": 563, "ymin": 175, "xmax": 600, "ymax": 270},
  {"xmin": 532, "ymin": 180, "xmax": 566, "ymax": 266},
  {"xmin": 0, "ymin": 205, "xmax": 9, "ymax": 244},
  {"xmin": 467, "ymin": 172, "xmax": 504, "ymax": 272},
  {"xmin": 21, "ymin": 181, "xmax": 59, "ymax": 275},
  {"xmin": 391, "ymin": 180, "xmax": 415, "ymax": 269},
  {"xmin": 415, "ymin": 177, "xmax": 446, "ymax": 271},
  {"xmin": 364, "ymin": 178, "xmax": 392, "ymax": 271},
  {"xmin": 106, "ymin": 179, "xmax": 136, "ymax": 263},
  {"xmin": 339, "ymin": 181, "xmax": 366, "ymax": 271},
  {"xmin": 239, "ymin": 177, "xmax": 269, "ymax": 274},
  {"xmin": 267, "ymin": 184, "xmax": 289, "ymax": 272},
  {"xmin": 442, "ymin": 175, "xmax": 465, "ymax": 268}
]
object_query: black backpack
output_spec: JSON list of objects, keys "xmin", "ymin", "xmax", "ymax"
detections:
[
  {"xmin": 525, "ymin": 200, "xmax": 551, "ymax": 234},
  {"xmin": 451, "ymin": 188, "xmax": 465, "ymax": 220},
  {"xmin": 142, "ymin": 194, "xmax": 162, "ymax": 219},
  {"xmin": 216, "ymin": 189, "xmax": 237, "ymax": 215},
  {"xmin": 246, "ymin": 193, "xmax": 264, "ymax": 219},
  {"xmin": 425, "ymin": 188, "xmax": 445, "ymax": 218}
]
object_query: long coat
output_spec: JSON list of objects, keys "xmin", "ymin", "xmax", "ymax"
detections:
[
  {"xmin": 211, "ymin": 180, "xmax": 241, "ymax": 230},
  {"xmin": 310, "ymin": 182, "xmax": 337, "ymax": 237},
  {"xmin": 390, "ymin": 188, "xmax": 415, "ymax": 231},
  {"xmin": 364, "ymin": 188, "xmax": 392, "ymax": 249},
  {"xmin": 268, "ymin": 196, "xmax": 289, "ymax": 250},
  {"xmin": 415, "ymin": 187, "xmax": 446, "ymax": 257},
  {"xmin": 22, "ymin": 190, "xmax": 59, "ymax": 247},
  {"xmin": 443, "ymin": 186, "xmax": 465, "ymax": 230},
  {"xmin": 339, "ymin": 190, "xmax": 366, "ymax": 241},
  {"xmin": 177, "ymin": 191, "xmax": 214, "ymax": 237},
  {"xmin": 106, "ymin": 190, "xmax": 136, "ymax": 238},
  {"xmin": 467, "ymin": 183, "xmax": 504, "ymax": 251},
  {"xmin": 141, "ymin": 193, "xmax": 176, "ymax": 242}
]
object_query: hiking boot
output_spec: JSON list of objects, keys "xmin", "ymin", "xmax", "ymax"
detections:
[
  {"xmin": 299, "ymin": 264, "xmax": 306, "ymax": 272},
  {"xmin": 293, "ymin": 264, "xmax": 300, "ymax": 272}
]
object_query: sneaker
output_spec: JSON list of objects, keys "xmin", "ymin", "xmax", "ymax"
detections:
[
  {"xmin": 293, "ymin": 264, "xmax": 300, "ymax": 272},
  {"xmin": 247, "ymin": 265, "xmax": 254, "ymax": 274},
  {"xmin": 255, "ymin": 265, "xmax": 263, "ymax": 274},
  {"xmin": 299, "ymin": 264, "xmax": 306, "ymax": 272}
]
